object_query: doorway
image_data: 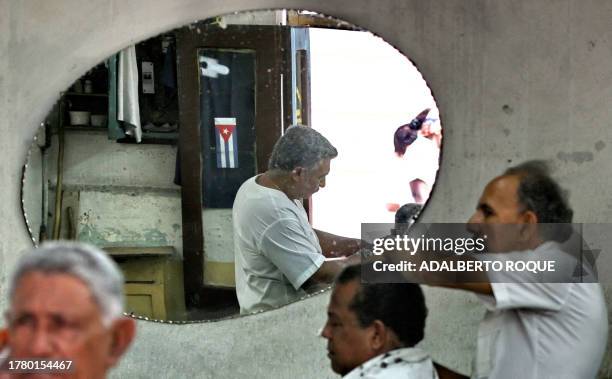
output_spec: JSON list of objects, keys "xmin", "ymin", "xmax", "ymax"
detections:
[{"xmin": 309, "ymin": 28, "xmax": 441, "ymax": 238}]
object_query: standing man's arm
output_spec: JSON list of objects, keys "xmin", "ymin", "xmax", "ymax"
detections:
[
  {"xmin": 437, "ymin": 282, "xmax": 493, "ymax": 295},
  {"xmin": 308, "ymin": 253, "xmax": 361, "ymax": 284},
  {"xmin": 314, "ymin": 229, "xmax": 363, "ymax": 258}
]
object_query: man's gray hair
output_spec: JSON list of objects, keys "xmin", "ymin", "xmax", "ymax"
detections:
[
  {"xmin": 268, "ymin": 125, "xmax": 338, "ymax": 171},
  {"xmin": 9, "ymin": 241, "xmax": 125, "ymax": 326}
]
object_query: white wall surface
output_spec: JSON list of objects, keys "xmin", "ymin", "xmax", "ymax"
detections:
[{"xmin": 1, "ymin": 1, "xmax": 611, "ymax": 378}]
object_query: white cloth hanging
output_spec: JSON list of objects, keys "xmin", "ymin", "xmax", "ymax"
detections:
[{"xmin": 117, "ymin": 45, "xmax": 142, "ymax": 142}]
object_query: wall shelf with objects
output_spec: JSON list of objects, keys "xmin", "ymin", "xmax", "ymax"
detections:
[
  {"xmin": 61, "ymin": 62, "xmax": 111, "ymax": 136},
  {"xmin": 56, "ymin": 34, "xmax": 181, "ymax": 145},
  {"xmin": 108, "ymin": 34, "xmax": 180, "ymax": 145}
]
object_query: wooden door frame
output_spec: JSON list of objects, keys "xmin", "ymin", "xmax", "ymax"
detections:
[{"xmin": 176, "ymin": 24, "xmax": 292, "ymax": 308}]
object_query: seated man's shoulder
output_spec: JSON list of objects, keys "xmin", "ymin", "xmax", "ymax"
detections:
[{"xmin": 344, "ymin": 348, "xmax": 438, "ymax": 379}]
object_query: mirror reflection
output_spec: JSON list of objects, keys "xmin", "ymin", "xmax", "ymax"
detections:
[{"xmin": 21, "ymin": 9, "xmax": 442, "ymax": 322}]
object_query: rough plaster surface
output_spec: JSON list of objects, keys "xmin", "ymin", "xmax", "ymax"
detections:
[
  {"xmin": 77, "ymin": 190, "xmax": 182, "ymax": 251},
  {"xmin": 1, "ymin": 0, "xmax": 611, "ymax": 378},
  {"xmin": 46, "ymin": 133, "xmax": 177, "ymax": 189},
  {"xmin": 203, "ymin": 210, "xmax": 234, "ymax": 263}
]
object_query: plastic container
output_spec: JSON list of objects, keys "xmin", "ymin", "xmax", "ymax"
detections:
[
  {"xmin": 69, "ymin": 111, "xmax": 90, "ymax": 126},
  {"xmin": 90, "ymin": 114, "xmax": 107, "ymax": 127},
  {"xmin": 84, "ymin": 80, "xmax": 93, "ymax": 94}
]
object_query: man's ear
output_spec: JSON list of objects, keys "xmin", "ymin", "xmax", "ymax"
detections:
[
  {"xmin": 369, "ymin": 320, "xmax": 388, "ymax": 353},
  {"xmin": 0, "ymin": 328, "xmax": 8, "ymax": 350},
  {"xmin": 107, "ymin": 317, "xmax": 136, "ymax": 368},
  {"xmin": 519, "ymin": 210, "xmax": 539, "ymax": 241},
  {"xmin": 522, "ymin": 210, "xmax": 538, "ymax": 224},
  {"xmin": 291, "ymin": 167, "xmax": 305, "ymax": 181}
]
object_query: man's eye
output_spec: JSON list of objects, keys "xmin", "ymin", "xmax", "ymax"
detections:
[
  {"xmin": 51, "ymin": 315, "xmax": 79, "ymax": 330},
  {"xmin": 12, "ymin": 315, "xmax": 34, "ymax": 327},
  {"xmin": 479, "ymin": 207, "xmax": 493, "ymax": 217}
]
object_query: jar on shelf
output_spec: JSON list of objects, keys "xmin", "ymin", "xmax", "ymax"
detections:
[{"xmin": 84, "ymin": 80, "xmax": 93, "ymax": 94}]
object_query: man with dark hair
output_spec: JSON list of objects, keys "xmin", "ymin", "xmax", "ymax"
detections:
[
  {"xmin": 233, "ymin": 126, "xmax": 361, "ymax": 314},
  {"xmin": 321, "ymin": 265, "xmax": 437, "ymax": 378},
  {"xmin": 501, "ymin": 160, "xmax": 574, "ymax": 242},
  {"xmin": 395, "ymin": 203, "xmax": 423, "ymax": 225},
  {"xmin": 436, "ymin": 160, "xmax": 608, "ymax": 379}
]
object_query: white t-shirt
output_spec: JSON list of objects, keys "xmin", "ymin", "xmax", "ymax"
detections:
[
  {"xmin": 402, "ymin": 136, "xmax": 440, "ymax": 186},
  {"xmin": 232, "ymin": 176, "xmax": 325, "ymax": 314},
  {"xmin": 473, "ymin": 242, "xmax": 608, "ymax": 379},
  {"xmin": 390, "ymin": 136, "xmax": 440, "ymax": 204},
  {"xmin": 343, "ymin": 347, "xmax": 439, "ymax": 379}
]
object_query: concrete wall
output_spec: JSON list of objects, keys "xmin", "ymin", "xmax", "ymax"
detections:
[
  {"xmin": 46, "ymin": 132, "xmax": 182, "ymax": 252},
  {"xmin": 20, "ymin": 129, "xmax": 184, "ymax": 252},
  {"xmin": 46, "ymin": 132, "xmax": 178, "ymax": 190},
  {"xmin": 1, "ymin": 1, "xmax": 611, "ymax": 378}
]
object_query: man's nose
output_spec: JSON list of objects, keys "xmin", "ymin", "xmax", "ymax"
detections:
[
  {"xmin": 29, "ymin": 327, "xmax": 55, "ymax": 357},
  {"xmin": 467, "ymin": 213, "xmax": 482, "ymax": 234},
  {"xmin": 319, "ymin": 324, "xmax": 331, "ymax": 339}
]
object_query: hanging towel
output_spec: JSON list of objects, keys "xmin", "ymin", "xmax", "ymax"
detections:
[{"xmin": 117, "ymin": 45, "xmax": 142, "ymax": 142}]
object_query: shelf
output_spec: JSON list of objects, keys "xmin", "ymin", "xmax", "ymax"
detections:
[
  {"xmin": 61, "ymin": 125, "xmax": 107, "ymax": 132},
  {"xmin": 63, "ymin": 92, "xmax": 108, "ymax": 98},
  {"xmin": 56, "ymin": 126, "xmax": 178, "ymax": 144},
  {"xmin": 104, "ymin": 246, "xmax": 176, "ymax": 258},
  {"xmin": 142, "ymin": 132, "xmax": 178, "ymax": 140},
  {"xmin": 49, "ymin": 183, "xmax": 181, "ymax": 195}
]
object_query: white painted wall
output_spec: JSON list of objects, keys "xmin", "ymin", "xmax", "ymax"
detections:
[
  {"xmin": 46, "ymin": 132, "xmax": 177, "ymax": 190},
  {"xmin": 1, "ymin": 1, "xmax": 611, "ymax": 378}
]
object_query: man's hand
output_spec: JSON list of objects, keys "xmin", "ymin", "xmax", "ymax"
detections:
[
  {"xmin": 386, "ymin": 203, "xmax": 401, "ymax": 212},
  {"xmin": 419, "ymin": 119, "xmax": 442, "ymax": 148}
]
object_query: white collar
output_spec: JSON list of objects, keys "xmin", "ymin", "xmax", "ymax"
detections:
[{"xmin": 343, "ymin": 347, "xmax": 435, "ymax": 379}]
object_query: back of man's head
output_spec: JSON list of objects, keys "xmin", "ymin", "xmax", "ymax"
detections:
[
  {"xmin": 336, "ymin": 265, "xmax": 427, "ymax": 348},
  {"xmin": 268, "ymin": 125, "xmax": 338, "ymax": 171},
  {"xmin": 504, "ymin": 160, "xmax": 573, "ymax": 241},
  {"xmin": 395, "ymin": 203, "xmax": 423, "ymax": 225}
]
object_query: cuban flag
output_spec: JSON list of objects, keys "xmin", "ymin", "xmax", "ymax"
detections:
[{"xmin": 214, "ymin": 117, "xmax": 239, "ymax": 169}]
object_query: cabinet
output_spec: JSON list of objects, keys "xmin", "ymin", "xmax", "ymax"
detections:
[{"xmin": 106, "ymin": 246, "xmax": 186, "ymax": 321}]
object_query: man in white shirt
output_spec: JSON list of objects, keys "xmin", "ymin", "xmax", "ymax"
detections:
[
  {"xmin": 435, "ymin": 160, "xmax": 608, "ymax": 379},
  {"xmin": 233, "ymin": 126, "xmax": 361, "ymax": 314},
  {"xmin": 321, "ymin": 264, "xmax": 438, "ymax": 379},
  {"xmin": 387, "ymin": 109, "xmax": 440, "ymax": 212}
]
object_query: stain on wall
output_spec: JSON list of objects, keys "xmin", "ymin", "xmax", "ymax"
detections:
[
  {"xmin": 556, "ymin": 151, "xmax": 594, "ymax": 164},
  {"xmin": 77, "ymin": 190, "xmax": 182, "ymax": 252}
]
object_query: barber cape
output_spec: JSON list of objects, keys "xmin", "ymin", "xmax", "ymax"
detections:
[{"xmin": 343, "ymin": 347, "xmax": 439, "ymax": 379}]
